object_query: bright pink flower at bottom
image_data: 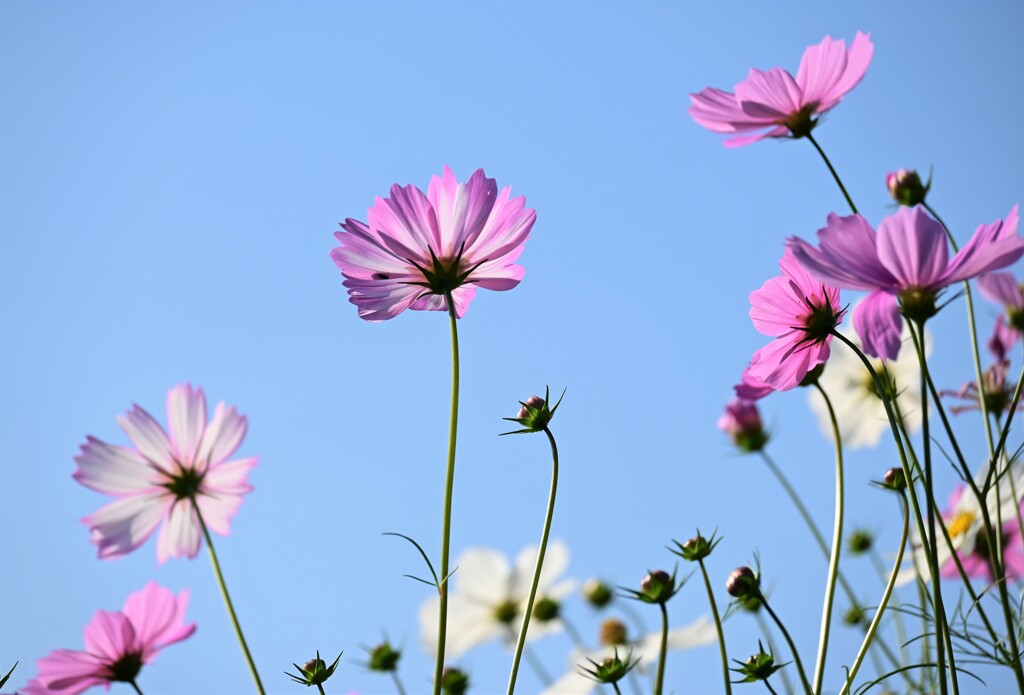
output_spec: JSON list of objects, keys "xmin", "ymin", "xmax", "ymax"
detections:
[
  {"xmin": 23, "ymin": 582, "xmax": 194, "ymax": 695},
  {"xmin": 939, "ymin": 487, "xmax": 1024, "ymax": 584},
  {"xmin": 746, "ymin": 248, "xmax": 844, "ymax": 391}
]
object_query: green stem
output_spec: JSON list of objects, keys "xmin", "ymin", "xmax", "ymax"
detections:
[
  {"xmin": 811, "ymin": 383, "xmax": 844, "ymax": 694},
  {"xmin": 912, "ymin": 319, "xmax": 954, "ymax": 695},
  {"xmin": 192, "ymin": 501, "xmax": 265, "ymax": 695},
  {"xmin": 316, "ymin": 684, "xmax": 326, "ymax": 695},
  {"xmin": 757, "ymin": 613, "xmax": 794, "ymax": 695},
  {"xmin": 839, "ymin": 493, "xmax": 910, "ymax": 695},
  {"xmin": 654, "ymin": 602, "xmax": 669, "ymax": 695},
  {"xmin": 805, "ymin": 132, "xmax": 858, "ymax": 215},
  {"xmin": 391, "ymin": 671, "xmax": 408, "ymax": 695},
  {"xmin": 506, "ymin": 426, "xmax": 560, "ymax": 695},
  {"xmin": 522, "ymin": 644, "xmax": 552, "ymax": 686},
  {"xmin": 764, "ymin": 680, "xmax": 780, "ymax": 695},
  {"xmin": 433, "ymin": 293, "xmax": 461, "ymax": 695},
  {"xmin": 612, "ymin": 682, "xmax": 623, "ymax": 695},
  {"xmin": 698, "ymin": 558, "xmax": 731, "ymax": 695},
  {"xmin": 760, "ymin": 593, "xmax": 813, "ymax": 695},
  {"xmin": 868, "ymin": 548, "xmax": 909, "ymax": 664},
  {"xmin": 129, "ymin": 680, "xmax": 145, "ymax": 695}
]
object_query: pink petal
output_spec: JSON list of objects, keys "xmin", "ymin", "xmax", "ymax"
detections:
[
  {"xmin": 735, "ymin": 358, "xmax": 775, "ymax": 400},
  {"xmin": 156, "ymin": 500, "xmax": 202, "ymax": 564},
  {"xmin": 748, "ymin": 331, "xmax": 828, "ymax": 391},
  {"xmin": 73, "ymin": 437, "xmax": 157, "ymax": 495},
  {"xmin": 366, "ymin": 183, "xmax": 441, "ymax": 262},
  {"xmin": 787, "ymin": 213, "xmax": 895, "ymax": 291},
  {"xmin": 196, "ymin": 403, "xmax": 247, "ymax": 470},
  {"xmin": 116, "ymin": 405, "xmax": 175, "ymax": 471},
  {"xmin": 688, "ymin": 87, "xmax": 776, "ymax": 133},
  {"xmin": 977, "ymin": 272, "xmax": 1024, "ymax": 308},
  {"xmin": 166, "ymin": 384, "xmax": 207, "ymax": 465},
  {"xmin": 84, "ymin": 492, "xmax": 170, "ymax": 559},
  {"xmin": 467, "ymin": 185, "xmax": 535, "ymax": 266},
  {"xmin": 83, "ymin": 610, "xmax": 135, "ymax": 661},
  {"xmin": 723, "ymin": 126, "xmax": 789, "ymax": 148},
  {"xmin": 854, "ymin": 290, "xmax": 903, "ymax": 360},
  {"xmin": 988, "ymin": 314, "xmax": 1019, "ymax": 361},
  {"xmin": 203, "ymin": 456, "xmax": 257, "ymax": 497},
  {"xmin": 946, "ymin": 205, "xmax": 1024, "ymax": 284},
  {"xmin": 734, "ymin": 67, "xmax": 804, "ymax": 120},
  {"xmin": 798, "ymin": 32, "xmax": 873, "ymax": 112},
  {"xmin": 122, "ymin": 582, "xmax": 196, "ymax": 661},
  {"xmin": 749, "ymin": 275, "xmax": 811, "ymax": 337},
  {"xmin": 876, "ymin": 206, "xmax": 948, "ymax": 289},
  {"xmin": 23, "ymin": 650, "xmax": 106, "ymax": 695},
  {"xmin": 427, "ymin": 166, "xmax": 498, "ymax": 258}
]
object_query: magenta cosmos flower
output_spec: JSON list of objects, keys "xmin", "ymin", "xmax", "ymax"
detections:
[
  {"xmin": 330, "ymin": 166, "xmax": 535, "ymax": 321},
  {"xmin": 718, "ymin": 399, "xmax": 768, "ymax": 452},
  {"xmin": 788, "ymin": 205, "xmax": 1023, "ymax": 360},
  {"xmin": 747, "ymin": 248, "xmax": 843, "ymax": 391},
  {"xmin": 23, "ymin": 582, "xmax": 194, "ymax": 695},
  {"xmin": 689, "ymin": 32, "xmax": 872, "ymax": 147},
  {"xmin": 978, "ymin": 271, "xmax": 1024, "ymax": 356},
  {"xmin": 74, "ymin": 383, "xmax": 256, "ymax": 563}
]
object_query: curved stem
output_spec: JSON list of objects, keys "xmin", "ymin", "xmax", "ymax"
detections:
[
  {"xmin": 805, "ymin": 132, "xmax": 857, "ymax": 215},
  {"xmin": 698, "ymin": 558, "xmax": 731, "ymax": 695},
  {"xmin": 612, "ymin": 683, "xmax": 623, "ymax": 695},
  {"xmin": 812, "ymin": 383, "xmax": 844, "ymax": 694},
  {"xmin": 192, "ymin": 501, "xmax": 265, "ymax": 695},
  {"xmin": 760, "ymin": 594, "xmax": 813, "ymax": 695},
  {"xmin": 654, "ymin": 602, "xmax": 669, "ymax": 695},
  {"xmin": 433, "ymin": 294, "xmax": 461, "ymax": 695},
  {"xmin": 506, "ymin": 426, "xmax": 560, "ymax": 695},
  {"xmin": 839, "ymin": 493, "xmax": 910, "ymax": 695},
  {"xmin": 764, "ymin": 680, "xmax": 780, "ymax": 695}
]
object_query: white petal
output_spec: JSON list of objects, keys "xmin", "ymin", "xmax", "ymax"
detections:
[
  {"xmin": 453, "ymin": 547, "xmax": 511, "ymax": 604},
  {"xmin": 118, "ymin": 406, "xmax": 175, "ymax": 469},
  {"xmin": 156, "ymin": 500, "xmax": 202, "ymax": 563},
  {"xmin": 74, "ymin": 437, "xmax": 158, "ymax": 494},
  {"xmin": 166, "ymin": 384, "xmax": 207, "ymax": 465},
  {"xmin": 197, "ymin": 403, "xmax": 247, "ymax": 469},
  {"xmin": 85, "ymin": 493, "xmax": 169, "ymax": 558}
]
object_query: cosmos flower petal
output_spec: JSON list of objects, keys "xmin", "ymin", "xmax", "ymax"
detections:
[
  {"xmin": 688, "ymin": 86, "xmax": 776, "ymax": 133},
  {"xmin": 428, "ymin": 166, "xmax": 498, "ymax": 257},
  {"xmin": 854, "ymin": 290, "xmax": 903, "ymax": 360},
  {"xmin": 73, "ymin": 437, "xmax": 157, "ymax": 495},
  {"xmin": 84, "ymin": 492, "xmax": 169, "ymax": 560},
  {"xmin": 735, "ymin": 67, "xmax": 803, "ymax": 119},
  {"xmin": 876, "ymin": 206, "xmax": 949, "ymax": 288},
  {"xmin": 22, "ymin": 651, "xmax": 107, "ymax": 695},
  {"xmin": 83, "ymin": 610, "xmax": 136, "ymax": 661},
  {"xmin": 121, "ymin": 582, "xmax": 196, "ymax": 661},
  {"xmin": 196, "ymin": 403, "xmax": 248, "ymax": 469},
  {"xmin": 155, "ymin": 501, "xmax": 202, "ymax": 564},
  {"xmin": 798, "ymin": 32, "xmax": 873, "ymax": 111},
  {"xmin": 452, "ymin": 547, "xmax": 512, "ymax": 604},
  {"xmin": 166, "ymin": 384, "xmax": 206, "ymax": 464},
  {"xmin": 117, "ymin": 406, "xmax": 174, "ymax": 470},
  {"xmin": 367, "ymin": 183, "xmax": 441, "ymax": 260},
  {"xmin": 977, "ymin": 272, "xmax": 1024, "ymax": 308},
  {"xmin": 787, "ymin": 214, "xmax": 894, "ymax": 290},
  {"xmin": 734, "ymin": 357, "xmax": 775, "ymax": 400},
  {"xmin": 945, "ymin": 205, "xmax": 1024, "ymax": 284},
  {"xmin": 512, "ymin": 540, "xmax": 570, "ymax": 599}
]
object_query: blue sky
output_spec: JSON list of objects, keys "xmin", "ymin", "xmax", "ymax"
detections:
[{"xmin": 2, "ymin": 2, "xmax": 1023, "ymax": 693}]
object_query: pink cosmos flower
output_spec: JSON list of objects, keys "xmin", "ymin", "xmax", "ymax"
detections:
[
  {"xmin": 940, "ymin": 360, "xmax": 1023, "ymax": 417},
  {"xmin": 718, "ymin": 399, "xmax": 768, "ymax": 452},
  {"xmin": 331, "ymin": 166, "xmax": 535, "ymax": 321},
  {"xmin": 788, "ymin": 205, "xmax": 1024, "ymax": 360},
  {"xmin": 939, "ymin": 486, "xmax": 1024, "ymax": 584},
  {"xmin": 22, "ymin": 582, "xmax": 194, "ymax": 695},
  {"xmin": 688, "ymin": 32, "xmax": 873, "ymax": 147},
  {"xmin": 978, "ymin": 272, "xmax": 1024, "ymax": 357},
  {"xmin": 734, "ymin": 358, "xmax": 774, "ymax": 401},
  {"xmin": 747, "ymin": 248, "xmax": 843, "ymax": 391},
  {"xmin": 74, "ymin": 383, "xmax": 256, "ymax": 563}
]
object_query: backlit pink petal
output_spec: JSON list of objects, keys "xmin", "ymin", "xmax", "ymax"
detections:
[
  {"xmin": 723, "ymin": 126, "xmax": 789, "ymax": 148},
  {"xmin": 688, "ymin": 87, "xmax": 776, "ymax": 133},
  {"xmin": 117, "ymin": 406, "xmax": 174, "ymax": 470},
  {"xmin": 83, "ymin": 611, "xmax": 135, "ymax": 661},
  {"xmin": 989, "ymin": 315, "xmax": 1020, "ymax": 360},
  {"xmin": 735, "ymin": 67, "xmax": 803, "ymax": 119},
  {"xmin": 977, "ymin": 272, "xmax": 1024, "ymax": 308},
  {"xmin": 22, "ymin": 651, "xmax": 106, "ymax": 695},
  {"xmin": 787, "ymin": 214, "xmax": 894, "ymax": 291},
  {"xmin": 195, "ymin": 493, "xmax": 244, "ymax": 536},
  {"xmin": 166, "ymin": 383, "xmax": 206, "ymax": 464},
  {"xmin": 333, "ymin": 168, "xmax": 534, "ymax": 321},
  {"xmin": 735, "ymin": 359, "xmax": 774, "ymax": 400},
  {"xmin": 73, "ymin": 437, "xmax": 157, "ymax": 495},
  {"xmin": 196, "ymin": 403, "xmax": 247, "ymax": 469},
  {"xmin": 748, "ymin": 330, "xmax": 828, "ymax": 391},
  {"xmin": 84, "ymin": 492, "xmax": 169, "ymax": 559},
  {"xmin": 945, "ymin": 205, "xmax": 1024, "ymax": 284},
  {"xmin": 854, "ymin": 290, "xmax": 903, "ymax": 360},
  {"xmin": 121, "ymin": 582, "xmax": 196, "ymax": 661},
  {"xmin": 203, "ymin": 456, "xmax": 257, "ymax": 497},
  {"xmin": 156, "ymin": 501, "xmax": 202, "ymax": 563},
  {"xmin": 876, "ymin": 206, "xmax": 949, "ymax": 288},
  {"xmin": 799, "ymin": 32, "xmax": 873, "ymax": 111}
]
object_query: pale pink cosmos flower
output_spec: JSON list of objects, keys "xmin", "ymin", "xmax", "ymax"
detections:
[
  {"xmin": 74, "ymin": 383, "xmax": 256, "ymax": 563},
  {"xmin": 747, "ymin": 248, "xmax": 844, "ymax": 391},
  {"xmin": 939, "ymin": 487, "xmax": 1024, "ymax": 584},
  {"xmin": 22, "ymin": 582, "xmax": 194, "ymax": 695},
  {"xmin": 689, "ymin": 32, "xmax": 873, "ymax": 147},
  {"xmin": 788, "ymin": 205, "xmax": 1023, "ymax": 359},
  {"xmin": 331, "ymin": 166, "xmax": 535, "ymax": 321}
]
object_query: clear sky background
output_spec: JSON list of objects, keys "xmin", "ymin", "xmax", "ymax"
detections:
[{"xmin": 2, "ymin": 2, "xmax": 1023, "ymax": 694}]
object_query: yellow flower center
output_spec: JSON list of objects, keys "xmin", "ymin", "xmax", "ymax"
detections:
[{"xmin": 947, "ymin": 510, "xmax": 976, "ymax": 538}]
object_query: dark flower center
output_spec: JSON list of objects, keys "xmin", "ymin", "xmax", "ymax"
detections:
[
  {"xmin": 107, "ymin": 651, "xmax": 143, "ymax": 683},
  {"xmin": 164, "ymin": 466, "xmax": 203, "ymax": 501},
  {"xmin": 783, "ymin": 102, "xmax": 819, "ymax": 139},
  {"xmin": 798, "ymin": 295, "xmax": 843, "ymax": 344},
  {"xmin": 493, "ymin": 599, "xmax": 518, "ymax": 625},
  {"xmin": 899, "ymin": 288, "xmax": 939, "ymax": 323}
]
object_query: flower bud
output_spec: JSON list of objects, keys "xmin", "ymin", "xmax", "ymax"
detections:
[
  {"xmin": 441, "ymin": 667, "xmax": 470, "ymax": 695},
  {"xmin": 582, "ymin": 578, "xmax": 614, "ymax": 608},
  {"xmin": 517, "ymin": 395, "xmax": 545, "ymax": 419},
  {"xmin": 718, "ymin": 400, "xmax": 769, "ymax": 452},
  {"xmin": 599, "ymin": 618, "xmax": 629, "ymax": 646},
  {"xmin": 640, "ymin": 570, "xmax": 675, "ymax": 604},
  {"xmin": 502, "ymin": 387, "xmax": 564, "ymax": 435},
  {"xmin": 882, "ymin": 467, "xmax": 906, "ymax": 492},
  {"xmin": 847, "ymin": 529, "xmax": 873, "ymax": 555},
  {"xmin": 532, "ymin": 596, "xmax": 561, "ymax": 623},
  {"xmin": 726, "ymin": 566, "xmax": 760, "ymax": 600},
  {"xmin": 580, "ymin": 648, "xmax": 640, "ymax": 685},
  {"xmin": 886, "ymin": 169, "xmax": 929, "ymax": 207},
  {"xmin": 673, "ymin": 531, "xmax": 721, "ymax": 562},
  {"xmin": 730, "ymin": 641, "xmax": 785, "ymax": 683},
  {"xmin": 286, "ymin": 650, "xmax": 342, "ymax": 687},
  {"xmin": 367, "ymin": 641, "xmax": 401, "ymax": 673},
  {"xmin": 843, "ymin": 606, "xmax": 866, "ymax": 626}
]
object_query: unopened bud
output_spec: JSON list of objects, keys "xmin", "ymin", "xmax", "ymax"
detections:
[
  {"xmin": 599, "ymin": 619, "xmax": 629, "ymax": 646},
  {"xmin": 582, "ymin": 578, "xmax": 614, "ymax": 608},
  {"xmin": 886, "ymin": 169, "xmax": 929, "ymax": 207},
  {"xmin": 883, "ymin": 467, "xmax": 906, "ymax": 491},
  {"xmin": 726, "ymin": 566, "xmax": 760, "ymax": 600}
]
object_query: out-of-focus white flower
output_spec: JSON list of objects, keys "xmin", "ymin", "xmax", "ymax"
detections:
[
  {"xmin": 418, "ymin": 541, "xmax": 575, "ymax": 659},
  {"xmin": 540, "ymin": 616, "xmax": 717, "ymax": 695},
  {"xmin": 808, "ymin": 323, "xmax": 929, "ymax": 449}
]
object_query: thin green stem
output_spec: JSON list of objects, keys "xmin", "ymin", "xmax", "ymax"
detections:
[
  {"xmin": 839, "ymin": 493, "xmax": 910, "ymax": 695},
  {"xmin": 760, "ymin": 594, "xmax": 813, "ymax": 695},
  {"xmin": 764, "ymin": 680, "xmax": 780, "ymax": 695},
  {"xmin": 506, "ymin": 426, "xmax": 560, "ymax": 695},
  {"xmin": 129, "ymin": 680, "xmax": 145, "ymax": 695},
  {"xmin": 316, "ymin": 684, "xmax": 326, "ymax": 695},
  {"xmin": 812, "ymin": 383, "xmax": 844, "ymax": 694},
  {"xmin": 192, "ymin": 502, "xmax": 265, "ymax": 695},
  {"xmin": 869, "ymin": 548, "xmax": 909, "ymax": 664},
  {"xmin": 654, "ymin": 602, "xmax": 669, "ymax": 695},
  {"xmin": 805, "ymin": 132, "xmax": 857, "ymax": 215},
  {"xmin": 757, "ymin": 613, "xmax": 794, "ymax": 695},
  {"xmin": 433, "ymin": 293, "xmax": 461, "ymax": 695},
  {"xmin": 612, "ymin": 682, "xmax": 623, "ymax": 695},
  {"xmin": 698, "ymin": 558, "xmax": 731, "ymax": 695},
  {"xmin": 913, "ymin": 319, "xmax": 954, "ymax": 695},
  {"xmin": 391, "ymin": 671, "xmax": 408, "ymax": 695}
]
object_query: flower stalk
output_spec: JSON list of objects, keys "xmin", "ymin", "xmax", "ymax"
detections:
[{"xmin": 805, "ymin": 132, "xmax": 858, "ymax": 215}]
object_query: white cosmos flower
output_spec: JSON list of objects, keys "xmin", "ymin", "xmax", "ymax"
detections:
[
  {"xmin": 897, "ymin": 459, "xmax": 1024, "ymax": 586},
  {"xmin": 540, "ymin": 616, "xmax": 717, "ymax": 695},
  {"xmin": 808, "ymin": 323, "xmax": 929, "ymax": 449},
  {"xmin": 418, "ymin": 540, "xmax": 576, "ymax": 659}
]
